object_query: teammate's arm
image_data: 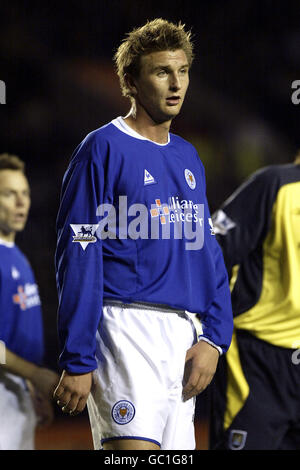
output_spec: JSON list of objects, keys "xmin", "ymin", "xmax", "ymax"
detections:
[{"xmin": 1, "ymin": 347, "xmax": 59, "ymax": 399}]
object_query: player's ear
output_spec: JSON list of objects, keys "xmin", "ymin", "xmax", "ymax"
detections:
[{"xmin": 124, "ymin": 73, "xmax": 138, "ymax": 97}]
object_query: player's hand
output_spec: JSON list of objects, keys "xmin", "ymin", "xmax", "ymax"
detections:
[
  {"xmin": 30, "ymin": 367, "xmax": 60, "ymax": 400},
  {"xmin": 182, "ymin": 340, "xmax": 219, "ymax": 401},
  {"xmin": 53, "ymin": 370, "xmax": 93, "ymax": 416},
  {"xmin": 26, "ymin": 381, "xmax": 55, "ymax": 428}
]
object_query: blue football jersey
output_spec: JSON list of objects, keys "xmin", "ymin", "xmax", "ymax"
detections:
[
  {"xmin": 56, "ymin": 118, "xmax": 233, "ymax": 373},
  {"xmin": 0, "ymin": 241, "xmax": 44, "ymax": 365}
]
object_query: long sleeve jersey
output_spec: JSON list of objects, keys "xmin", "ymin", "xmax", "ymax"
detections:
[
  {"xmin": 56, "ymin": 117, "xmax": 233, "ymax": 373},
  {"xmin": 0, "ymin": 240, "xmax": 44, "ymax": 365}
]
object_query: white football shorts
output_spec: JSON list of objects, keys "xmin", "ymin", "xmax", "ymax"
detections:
[
  {"xmin": 87, "ymin": 304, "xmax": 198, "ymax": 450},
  {"xmin": 0, "ymin": 370, "xmax": 37, "ymax": 450}
]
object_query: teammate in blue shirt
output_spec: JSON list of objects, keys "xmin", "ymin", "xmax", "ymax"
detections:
[
  {"xmin": 54, "ymin": 19, "xmax": 233, "ymax": 450},
  {"xmin": 0, "ymin": 153, "xmax": 58, "ymax": 449}
]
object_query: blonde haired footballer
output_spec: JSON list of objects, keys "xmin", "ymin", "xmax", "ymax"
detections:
[{"xmin": 54, "ymin": 19, "xmax": 233, "ymax": 450}]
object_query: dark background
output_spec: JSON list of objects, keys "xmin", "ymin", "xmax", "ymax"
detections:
[{"xmin": 0, "ymin": 0, "xmax": 300, "ymax": 445}]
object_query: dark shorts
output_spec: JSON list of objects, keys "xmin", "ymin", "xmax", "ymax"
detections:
[{"xmin": 209, "ymin": 330, "xmax": 300, "ymax": 450}]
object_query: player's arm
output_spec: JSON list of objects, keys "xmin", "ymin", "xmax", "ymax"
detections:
[
  {"xmin": 182, "ymin": 168, "xmax": 280, "ymax": 400},
  {"xmin": 182, "ymin": 167, "xmax": 281, "ymax": 401},
  {"xmin": 1, "ymin": 347, "xmax": 59, "ymax": 399},
  {"xmin": 183, "ymin": 240, "xmax": 233, "ymax": 400},
  {"xmin": 54, "ymin": 135, "xmax": 105, "ymax": 414},
  {"xmin": 183, "ymin": 340, "xmax": 219, "ymax": 401},
  {"xmin": 183, "ymin": 157, "xmax": 233, "ymax": 400}
]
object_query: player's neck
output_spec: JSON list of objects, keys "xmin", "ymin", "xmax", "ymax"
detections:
[
  {"xmin": 0, "ymin": 230, "xmax": 15, "ymax": 243},
  {"xmin": 124, "ymin": 107, "xmax": 171, "ymax": 145}
]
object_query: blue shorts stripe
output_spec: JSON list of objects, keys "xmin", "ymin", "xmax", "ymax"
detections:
[{"xmin": 101, "ymin": 436, "xmax": 161, "ymax": 447}]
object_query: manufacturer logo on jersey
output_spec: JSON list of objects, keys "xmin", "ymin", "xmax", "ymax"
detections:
[
  {"xmin": 144, "ymin": 169, "xmax": 156, "ymax": 186},
  {"xmin": 70, "ymin": 224, "xmax": 99, "ymax": 251},
  {"xmin": 184, "ymin": 169, "xmax": 196, "ymax": 190},
  {"xmin": 13, "ymin": 284, "xmax": 41, "ymax": 311},
  {"xmin": 112, "ymin": 400, "xmax": 135, "ymax": 425},
  {"xmin": 228, "ymin": 430, "xmax": 247, "ymax": 450},
  {"xmin": 11, "ymin": 266, "xmax": 20, "ymax": 280}
]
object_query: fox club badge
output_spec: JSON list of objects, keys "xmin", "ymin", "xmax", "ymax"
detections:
[
  {"xmin": 70, "ymin": 224, "xmax": 99, "ymax": 251},
  {"xmin": 112, "ymin": 400, "xmax": 135, "ymax": 425}
]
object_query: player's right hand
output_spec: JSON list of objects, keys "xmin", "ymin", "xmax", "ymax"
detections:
[{"xmin": 53, "ymin": 370, "xmax": 93, "ymax": 415}]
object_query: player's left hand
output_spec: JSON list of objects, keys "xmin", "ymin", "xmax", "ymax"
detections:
[{"xmin": 182, "ymin": 340, "xmax": 219, "ymax": 401}]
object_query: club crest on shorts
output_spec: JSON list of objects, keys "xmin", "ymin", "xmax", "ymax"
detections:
[
  {"xmin": 184, "ymin": 169, "xmax": 196, "ymax": 190},
  {"xmin": 70, "ymin": 224, "xmax": 99, "ymax": 251},
  {"xmin": 228, "ymin": 429, "xmax": 247, "ymax": 450},
  {"xmin": 112, "ymin": 400, "xmax": 135, "ymax": 425}
]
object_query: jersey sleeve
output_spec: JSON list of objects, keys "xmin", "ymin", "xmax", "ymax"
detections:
[
  {"xmin": 196, "ymin": 157, "xmax": 233, "ymax": 354},
  {"xmin": 212, "ymin": 167, "xmax": 280, "ymax": 276},
  {"xmin": 198, "ymin": 237, "xmax": 233, "ymax": 354},
  {"xmin": 55, "ymin": 135, "xmax": 104, "ymax": 373}
]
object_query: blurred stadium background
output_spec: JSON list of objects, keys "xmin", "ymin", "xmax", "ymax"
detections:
[{"xmin": 1, "ymin": 0, "xmax": 299, "ymax": 450}]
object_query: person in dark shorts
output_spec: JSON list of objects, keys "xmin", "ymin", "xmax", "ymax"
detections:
[{"xmin": 209, "ymin": 153, "xmax": 300, "ymax": 450}]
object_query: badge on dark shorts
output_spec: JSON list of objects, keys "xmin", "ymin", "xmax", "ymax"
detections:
[{"xmin": 228, "ymin": 429, "xmax": 247, "ymax": 450}]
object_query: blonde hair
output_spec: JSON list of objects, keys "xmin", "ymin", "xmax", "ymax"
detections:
[
  {"xmin": 0, "ymin": 153, "xmax": 25, "ymax": 172},
  {"xmin": 114, "ymin": 18, "xmax": 194, "ymax": 100}
]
